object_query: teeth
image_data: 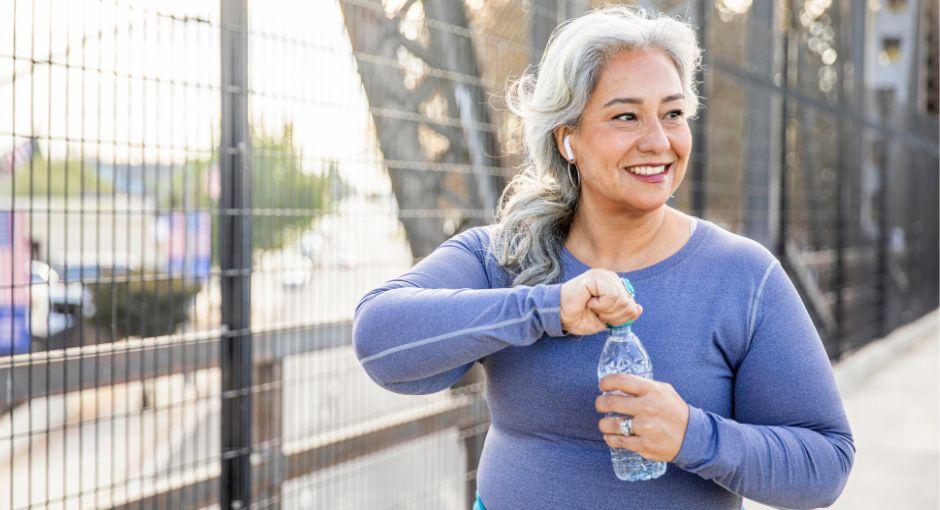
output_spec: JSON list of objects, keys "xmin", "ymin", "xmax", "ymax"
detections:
[{"xmin": 627, "ymin": 164, "xmax": 667, "ymax": 176}]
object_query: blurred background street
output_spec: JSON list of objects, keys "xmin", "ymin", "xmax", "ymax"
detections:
[{"xmin": 0, "ymin": 0, "xmax": 937, "ymax": 508}]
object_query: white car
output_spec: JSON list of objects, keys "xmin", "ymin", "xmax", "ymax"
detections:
[
  {"xmin": 279, "ymin": 249, "xmax": 313, "ymax": 288},
  {"xmin": 30, "ymin": 260, "xmax": 94, "ymax": 338},
  {"xmin": 298, "ymin": 231, "xmax": 325, "ymax": 261},
  {"xmin": 336, "ymin": 246, "xmax": 360, "ymax": 270}
]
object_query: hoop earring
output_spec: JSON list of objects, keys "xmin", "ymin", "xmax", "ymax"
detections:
[{"xmin": 566, "ymin": 161, "xmax": 580, "ymax": 191}]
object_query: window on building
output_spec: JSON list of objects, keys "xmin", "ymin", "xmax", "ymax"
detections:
[{"xmin": 879, "ymin": 37, "xmax": 902, "ymax": 65}]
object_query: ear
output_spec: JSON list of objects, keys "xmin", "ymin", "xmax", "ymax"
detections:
[{"xmin": 554, "ymin": 126, "xmax": 574, "ymax": 162}]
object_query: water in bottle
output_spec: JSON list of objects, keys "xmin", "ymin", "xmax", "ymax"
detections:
[{"xmin": 596, "ymin": 277, "xmax": 667, "ymax": 481}]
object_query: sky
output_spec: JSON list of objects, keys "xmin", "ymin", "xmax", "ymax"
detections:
[{"xmin": 0, "ymin": 0, "xmax": 391, "ymax": 195}]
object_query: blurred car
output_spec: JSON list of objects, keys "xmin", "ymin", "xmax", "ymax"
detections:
[
  {"xmin": 298, "ymin": 231, "xmax": 325, "ymax": 261},
  {"xmin": 33, "ymin": 260, "xmax": 95, "ymax": 316},
  {"xmin": 318, "ymin": 242, "xmax": 360, "ymax": 270},
  {"xmin": 279, "ymin": 249, "xmax": 313, "ymax": 288},
  {"xmin": 29, "ymin": 260, "xmax": 95, "ymax": 338},
  {"xmin": 336, "ymin": 246, "xmax": 360, "ymax": 270}
]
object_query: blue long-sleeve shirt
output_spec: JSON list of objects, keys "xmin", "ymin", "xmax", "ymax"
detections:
[{"xmin": 353, "ymin": 217, "xmax": 854, "ymax": 509}]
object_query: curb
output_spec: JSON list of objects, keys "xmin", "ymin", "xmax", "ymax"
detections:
[{"xmin": 832, "ymin": 308, "xmax": 939, "ymax": 396}]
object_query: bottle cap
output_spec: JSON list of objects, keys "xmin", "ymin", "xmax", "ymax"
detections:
[{"xmin": 606, "ymin": 277, "xmax": 637, "ymax": 329}]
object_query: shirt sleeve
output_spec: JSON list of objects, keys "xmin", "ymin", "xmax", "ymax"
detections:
[
  {"xmin": 352, "ymin": 227, "xmax": 566, "ymax": 395},
  {"xmin": 671, "ymin": 260, "xmax": 856, "ymax": 509}
]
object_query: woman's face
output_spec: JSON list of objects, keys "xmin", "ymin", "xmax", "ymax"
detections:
[{"xmin": 557, "ymin": 48, "xmax": 692, "ymax": 214}]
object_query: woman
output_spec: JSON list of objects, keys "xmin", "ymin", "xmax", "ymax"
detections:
[{"xmin": 353, "ymin": 6, "xmax": 854, "ymax": 509}]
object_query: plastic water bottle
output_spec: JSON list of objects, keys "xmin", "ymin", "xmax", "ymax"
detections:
[{"xmin": 596, "ymin": 277, "xmax": 667, "ymax": 481}]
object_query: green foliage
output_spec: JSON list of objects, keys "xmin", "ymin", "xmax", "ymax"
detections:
[
  {"xmin": 91, "ymin": 274, "xmax": 203, "ymax": 339},
  {"xmin": 3, "ymin": 123, "xmax": 340, "ymax": 261},
  {"xmin": 248, "ymin": 123, "xmax": 336, "ymax": 253},
  {"xmin": 4, "ymin": 153, "xmax": 114, "ymax": 196},
  {"xmin": 170, "ymin": 122, "xmax": 339, "ymax": 258},
  {"xmin": 165, "ymin": 158, "xmax": 214, "ymax": 210}
]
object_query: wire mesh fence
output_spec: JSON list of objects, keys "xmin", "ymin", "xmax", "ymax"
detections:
[{"xmin": 0, "ymin": 0, "xmax": 936, "ymax": 508}]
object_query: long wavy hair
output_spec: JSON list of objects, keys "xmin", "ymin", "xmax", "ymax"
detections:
[{"xmin": 486, "ymin": 5, "xmax": 703, "ymax": 287}]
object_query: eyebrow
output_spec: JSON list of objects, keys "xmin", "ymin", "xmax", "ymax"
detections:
[{"xmin": 602, "ymin": 93, "xmax": 685, "ymax": 107}]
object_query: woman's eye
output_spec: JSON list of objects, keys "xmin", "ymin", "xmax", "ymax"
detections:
[
  {"xmin": 666, "ymin": 109, "xmax": 685, "ymax": 120},
  {"xmin": 615, "ymin": 113, "xmax": 637, "ymax": 122}
]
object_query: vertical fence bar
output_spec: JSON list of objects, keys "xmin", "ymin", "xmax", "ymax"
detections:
[
  {"xmin": 877, "ymin": 122, "xmax": 890, "ymax": 338},
  {"xmin": 743, "ymin": 0, "xmax": 780, "ymax": 249},
  {"xmin": 833, "ymin": 0, "xmax": 846, "ymax": 360},
  {"xmin": 220, "ymin": 0, "xmax": 252, "ymax": 508},
  {"xmin": 691, "ymin": 0, "xmax": 708, "ymax": 218},
  {"xmin": 529, "ymin": 0, "xmax": 556, "ymax": 69},
  {"xmin": 777, "ymin": 0, "xmax": 792, "ymax": 260}
]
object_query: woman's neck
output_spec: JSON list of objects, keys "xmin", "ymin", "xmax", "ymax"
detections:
[{"xmin": 565, "ymin": 204, "xmax": 681, "ymax": 272}]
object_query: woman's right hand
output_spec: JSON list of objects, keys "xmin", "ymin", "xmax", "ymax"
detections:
[{"xmin": 559, "ymin": 269, "xmax": 643, "ymax": 336}]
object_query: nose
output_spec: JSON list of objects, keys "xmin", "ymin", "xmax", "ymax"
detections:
[{"xmin": 636, "ymin": 120, "xmax": 670, "ymax": 154}]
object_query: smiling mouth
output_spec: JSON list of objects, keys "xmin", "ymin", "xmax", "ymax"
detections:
[{"xmin": 624, "ymin": 162, "xmax": 673, "ymax": 177}]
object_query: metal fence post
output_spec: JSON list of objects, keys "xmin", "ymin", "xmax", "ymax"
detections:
[
  {"xmin": 220, "ymin": 0, "xmax": 252, "ymax": 507},
  {"xmin": 691, "ymin": 0, "xmax": 708, "ymax": 218},
  {"xmin": 743, "ymin": 0, "xmax": 781, "ymax": 250},
  {"xmin": 833, "ymin": 0, "xmax": 847, "ymax": 360},
  {"xmin": 777, "ymin": 1, "xmax": 792, "ymax": 260}
]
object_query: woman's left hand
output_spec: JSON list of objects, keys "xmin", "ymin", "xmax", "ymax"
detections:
[{"xmin": 595, "ymin": 374, "xmax": 690, "ymax": 462}]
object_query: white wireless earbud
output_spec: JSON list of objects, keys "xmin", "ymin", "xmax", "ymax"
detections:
[{"xmin": 563, "ymin": 135, "xmax": 574, "ymax": 161}]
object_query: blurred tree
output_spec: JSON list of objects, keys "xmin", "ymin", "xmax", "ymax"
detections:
[
  {"xmin": 5, "ymin": 144, "xmax": 114, "ymax": 196},
  {"xmin": 173, "ymin": 122, "xmax": 341, "ymax": 261},
  {"xmin": 247, "ymin": 123, "xmax": 338, "ymax": 254}
]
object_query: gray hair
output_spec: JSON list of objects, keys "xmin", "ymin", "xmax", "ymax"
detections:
[{"xmin": 486, "ymin": 4, "xmax": 703, "ymax": 287}]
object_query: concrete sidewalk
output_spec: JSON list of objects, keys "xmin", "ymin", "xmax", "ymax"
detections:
[{"xmin": 746, "ymin": 310, "xmax": 940, "ymax": 509}]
